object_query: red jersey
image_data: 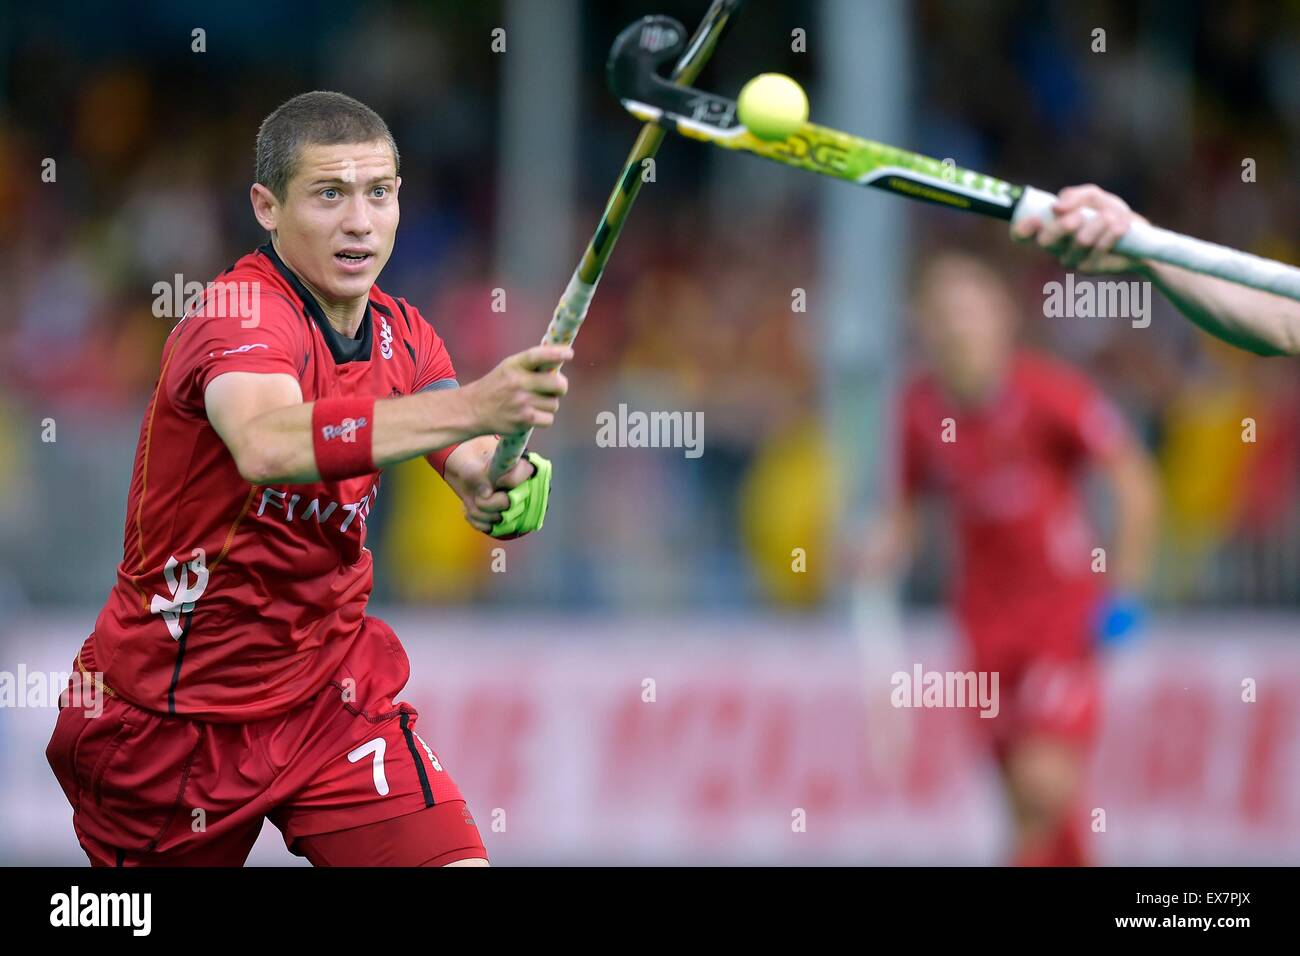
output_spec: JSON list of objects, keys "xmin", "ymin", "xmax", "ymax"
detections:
[
  {"xmin": 88, "ymin": 243, "xmax": 459, "ymax": 721},
  {"xmin": 901, "ymin": 351, "xmax": 1130, "ymax": 633}
]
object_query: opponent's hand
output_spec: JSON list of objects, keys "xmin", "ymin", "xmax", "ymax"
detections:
[
  {"xmin": 842, "ymin": 522, "xmax": 907, "ymax": 583},
  {"xmin": 459, "ymin": 450, "xmax": 552, "ymax": 538},
  {"xmin": 1012, "ymin": 184, "xmax": 1148, "ymax": 274},
  {"xmin": 461, "ymin": 345, "xmax": 571, "ymax": 437}
]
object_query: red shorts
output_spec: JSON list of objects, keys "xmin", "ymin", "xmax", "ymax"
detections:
[
  {"xmin": 45, "ymin": 616, "xmax": 486, "ymax": 866},
  {"xmin": 964, "ymin": 652, "xmax": 1101, "ymax": 762},
  {"xmin": 960, "ymin": 601, "xmax": 1101, "ymax": 760}
]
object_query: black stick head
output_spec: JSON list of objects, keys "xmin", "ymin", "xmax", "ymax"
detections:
[
  {"xmin": 607, "ymin": 16, "xmax": 687, "ymax": 103},
  {"xmin": 607, "ymin": 14, "xmax": 742, "ymax": 132}
]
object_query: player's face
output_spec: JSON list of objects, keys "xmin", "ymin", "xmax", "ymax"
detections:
[
  {"xmin": 273, "ymin": 139, "xmax": 400, "ymax": 306},
  {"xmin": 916, "ymin": 259, "xmax": 1016, "ymax": 400}
]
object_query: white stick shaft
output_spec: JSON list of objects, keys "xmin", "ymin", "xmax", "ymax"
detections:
[{"xmin": 487, "ymin": 272, "xmax": 598, "ymax": 482}]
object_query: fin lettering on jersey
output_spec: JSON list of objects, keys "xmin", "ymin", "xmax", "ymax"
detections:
[{"xmin": 256, "ymin": 482, "xmax": 379, "ymax": 534}]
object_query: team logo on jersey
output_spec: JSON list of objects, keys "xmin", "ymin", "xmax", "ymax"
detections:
[
  {"xmin": 379, "ymin": 315, "xmax": 393, "ymax": 360},
  {"xmin": 149, "ymin": 548, "xmax": 209, "ymax": 641}
]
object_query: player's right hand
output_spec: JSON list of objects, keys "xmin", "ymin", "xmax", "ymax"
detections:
[
  {"xmin": 1011, "ymin": 184, "xmax": 1147, "ymax": 275},
  {"xmin": 463, "ymin": 344, "xmax": 572, "ymax": 435}
]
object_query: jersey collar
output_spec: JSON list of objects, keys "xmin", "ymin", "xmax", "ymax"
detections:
[{"xmin": 258, "ymin": 242, "xmax": 373, "ymax": 364}]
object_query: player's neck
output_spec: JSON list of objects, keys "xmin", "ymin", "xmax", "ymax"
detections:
[
  {"xmin": 313, "ymin": 297, "xmax": 368, "ymax": 339},
  {"xmin": 945, "ymin": 366, "xmax": 1009, "ymax": 407},
  {"xmin": 271, "ymin": 237, "xmax": 368, "ymax": 338}
]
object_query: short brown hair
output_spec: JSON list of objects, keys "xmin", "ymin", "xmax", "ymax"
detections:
[{"xmin": 255, "ymin": 91, "xmax": 399, "ymax": 201}]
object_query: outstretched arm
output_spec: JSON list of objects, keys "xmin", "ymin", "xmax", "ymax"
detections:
[
  {"xmin": 1013, "ymin": 184, "xmax": 1300, "ymax": 357},
  {"xmin": 205, "ymin": 344, "xmax": 571, "ymax": 485}
]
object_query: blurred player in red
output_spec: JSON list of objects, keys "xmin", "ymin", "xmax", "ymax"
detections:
[
  {"xmin": 863, "ymin": 250, "xmax": 1160, "ymax": 866},
  {"xmin": 45, "ymin": 91, "xmax": 569, "ymax": 866}
]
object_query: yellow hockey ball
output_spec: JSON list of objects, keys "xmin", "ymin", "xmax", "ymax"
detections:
[{"xmin": 737, "ymin": 73, "xmax": 808, "ymax": 141}]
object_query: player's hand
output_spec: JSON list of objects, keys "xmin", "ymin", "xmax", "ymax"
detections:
[
  {"xmin": 1011, "ymin": 184, "xmax": 1147, "ymax": 275},
  {"xmin": 1094, "ymin": 592, "xmax": 1146, "ymax": 650},
  {"xmin": 460, "ymin": 450, "xmax": 552, "ymax": 538},
  {"xmin": 842, "ymin": 525, "xmax": 904, "ymax": 582},
  {"xmin": 461, "ymin": 345, "xmax": 572, "ymax": 437}
]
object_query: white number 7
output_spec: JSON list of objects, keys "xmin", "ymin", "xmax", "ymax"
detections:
[{"xmin": 348, "ymin": 737, "xmax": 389, "ymax": 796}]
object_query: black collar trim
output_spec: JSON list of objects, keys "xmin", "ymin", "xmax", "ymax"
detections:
[{"xmin": 258, "ymin": 242, "xmax": 372, "ymax": 364}]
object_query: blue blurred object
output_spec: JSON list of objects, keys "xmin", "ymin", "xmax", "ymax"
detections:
[{"xmin": 1096, "ymin": 594, "xmax": 1146, "ymax": 648}]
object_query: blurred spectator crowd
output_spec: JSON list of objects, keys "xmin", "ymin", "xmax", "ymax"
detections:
[{"xmin": 1, "ymin": 0, "xmax": 1297, "ymax": 612}]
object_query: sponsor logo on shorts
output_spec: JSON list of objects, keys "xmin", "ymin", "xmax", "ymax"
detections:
[{"xmin": 413, "ymin": 731, "xmax": 443, "ymax": 771}]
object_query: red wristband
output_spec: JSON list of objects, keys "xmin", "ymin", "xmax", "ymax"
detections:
[{"xmin": 312, "ymin": 396, "xmax": 376, "ymax": 480}]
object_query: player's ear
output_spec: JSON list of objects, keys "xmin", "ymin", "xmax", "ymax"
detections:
[
  {"xmin": 393, "ymin": 175, "xmax": 401, "ymax": 196},
  {"xmin": 250, "ymin": 183, "xmax": 279, "ymax": 233}
]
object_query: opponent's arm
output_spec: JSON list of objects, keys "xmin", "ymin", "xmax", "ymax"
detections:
[
  {"xmin": 850, "ymin": 499, "xmax": 920, "ymax": 582},
  {"xmin": 1013, "ymin": 184, "xmax": 1300, "ymax": 357},
  {"xmin": 1144, "ymin": 261, "xmax": 1300, "ymax": 357},
  {"xmin": 1096, "ymin": 438, "xmax": 1160, "ymax": 594},
  {"xmin": 205, "ymin": 344, "xmax": 571, "ymax": 485},
  {"xmin": 1085, "ymin": 433, "xmax": 1160, "ymax": 647}
]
